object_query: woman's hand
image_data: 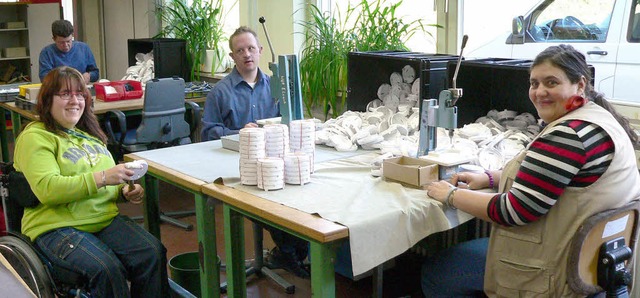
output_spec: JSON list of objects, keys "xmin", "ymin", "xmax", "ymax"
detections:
[
  {"xmin": 122, "ymin": 183, "xmax": 145, "ymax": 204},
  {"xmin": 451, "ymin": 171, "xmax": 490, "ymax": 190},
  {"xmin": 426, "ymin": 180, "xmax": 455, "ymax": 203},
  {"xmin": 104, "ymin": 164, "xmax": 136, "ymax": 186}
]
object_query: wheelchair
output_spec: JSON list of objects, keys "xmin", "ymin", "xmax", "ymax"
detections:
[{"xmin": 0, "ymin": 162, "xmax": 90, "ymax": 298}]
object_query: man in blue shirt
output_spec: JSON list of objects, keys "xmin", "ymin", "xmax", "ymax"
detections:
[
  {"xmin": 201, "ymin": 26, "xmax": 310, "ymax": 278},
  {"xmin": 39, "ymin": 20, "xmax": 99, "ymax": 83}
]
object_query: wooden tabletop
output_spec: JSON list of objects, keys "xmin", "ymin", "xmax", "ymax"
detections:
[
  {"xmin": 124, "ymin": 152, "xmax": 206, "ymax": 192},
  {"xmin": 0, "ymin": 96, "xmax": 206, "ymax": 118}
]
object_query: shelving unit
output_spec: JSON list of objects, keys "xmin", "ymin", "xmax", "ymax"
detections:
[{"xmin": 0, "ymin": 3, "xmax": 30, "ymax": 83}]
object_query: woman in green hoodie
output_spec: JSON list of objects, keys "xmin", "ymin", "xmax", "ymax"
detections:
[{"xmin": 13, "ymin": 66, "xmax": 170, "ymax": 297}]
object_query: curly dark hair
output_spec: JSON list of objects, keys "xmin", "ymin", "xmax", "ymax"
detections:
[
  {"xmin": 532, "ymin": 44, "xmax": 638, "ymax": 146},
  {"xmin": 36, "ymin": 66, "xmax": 107, "ymax": 144}
]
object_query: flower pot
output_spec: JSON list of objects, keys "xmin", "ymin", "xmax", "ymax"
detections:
[{"xmin": 200, "ymin": 48, "xmax": 227, "ymax": 73}]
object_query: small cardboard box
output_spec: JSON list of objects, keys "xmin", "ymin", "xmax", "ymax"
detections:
[
  {"xmin": 2, "ymin": 21, "xmax": 26, "ymax": 29},
  {"xmin": 2, "ymin": 47, "xmax": 28, "ymax": 58},
  {"xmin": 383, "ymin": 156, "xmax": 438, "ymax": 188},
  {"xmin": 24, "ymin": 87, "xmax": 40, "ymax": 103}
]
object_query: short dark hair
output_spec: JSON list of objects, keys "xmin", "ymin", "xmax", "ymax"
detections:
[
  {"xmin": 229, "ymin": 26, "xmax": 260, "ymax": 52},
  {"xmin": 52, "ymin": 20, "xmax": 74, "ymax": 38}
]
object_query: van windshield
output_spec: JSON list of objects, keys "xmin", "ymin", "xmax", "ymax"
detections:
[{"xmin": 530, "ymin": 0, "xmax": 614, "ymax": 42}]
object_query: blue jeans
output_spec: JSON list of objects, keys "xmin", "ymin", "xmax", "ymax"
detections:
[
  {"xmin": 35, "ymin": 215, "xmax": 170, "ymax": 298},
  {"xmin": 421, "ymin": 237, "xmax": 489, "ymax": 297}
]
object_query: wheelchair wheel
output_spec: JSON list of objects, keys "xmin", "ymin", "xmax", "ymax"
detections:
[{"xmin": 0, "ymin": 236, "xmax": 55, "ymax": 298}]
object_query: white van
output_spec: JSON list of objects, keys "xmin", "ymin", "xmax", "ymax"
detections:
[{"xmin": 467, "ymin": 0, "xmax": 640, "ymax": 107}]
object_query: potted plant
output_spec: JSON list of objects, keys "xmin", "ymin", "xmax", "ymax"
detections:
[
  {"xmin": 298, "ymin": 0, "xmax": 437, "ymax": 120},
  {"xmin": 155, "ymin": 0, "xmax": 232, "ymax": 81}
]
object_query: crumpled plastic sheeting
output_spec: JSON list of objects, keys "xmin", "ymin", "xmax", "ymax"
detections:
[{"xmin": 122, "ymin": 51, "xmax": 155, "ymax": 86}]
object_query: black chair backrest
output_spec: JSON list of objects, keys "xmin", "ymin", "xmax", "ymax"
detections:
[{"xmin": 1, "ymin": 162, "xmax": 39, "ymax": 233}]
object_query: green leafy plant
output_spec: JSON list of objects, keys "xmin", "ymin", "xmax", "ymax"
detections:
[
  {"xmin": 299, "ymin": 4, "xmax": 355, "ymax": 121},
  {"xmin": 298, "ymin": 0, "xmax": 438, "ymax": 119},
  {"xmin": 155, "ymin": 0, "xmax": 232, "ymax": 81}
]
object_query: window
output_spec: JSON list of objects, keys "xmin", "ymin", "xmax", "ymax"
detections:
[
  {"xmin": 529, "ymin": 0, "xmax": 614, "ymax": 42},
  {"xmin": 629, "ymin": 0, "xmax": 640, "ymax": 42},
  {"xmin": 322, "ymin": 0, "xmax": 437, "ymax": 53}
]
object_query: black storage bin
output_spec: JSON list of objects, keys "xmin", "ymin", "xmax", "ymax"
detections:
[
  {"xmin": 127, "ymin": 38, "xmax": 190, "ymax": 81},
  {"xmin": 347, "ymin": 51, "xmax": 459, "ymax": 112},
  {"xmin": 449, "ymin": 58, "xmax": 595, "ymax": 127},
  {"xmin": 448, "ymin": 58, "xmax": 536, "ymax": 127}
]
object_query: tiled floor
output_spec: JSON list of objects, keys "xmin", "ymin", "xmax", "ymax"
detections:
[{"xmin": 118, "ymin": 181, "xmax": 425, "ymax": 298}]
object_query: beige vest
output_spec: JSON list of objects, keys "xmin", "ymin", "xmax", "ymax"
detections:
[{"xmin": 484, "ymin": 102, "xmax": 640, "ymax": 297}]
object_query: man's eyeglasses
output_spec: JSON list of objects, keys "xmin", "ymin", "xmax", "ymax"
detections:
[
  {"xmin": 55, "ymin": 92, "xmax": 87, "ymax": 101},
  {"xmin": 233, "ymin": 46, "xmax": 259, "ymax": 55}
]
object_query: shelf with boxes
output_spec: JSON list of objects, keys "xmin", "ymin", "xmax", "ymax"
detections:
[{"xmin": 0, "ymin": 2, "xmax": 30, "ymax": 83}]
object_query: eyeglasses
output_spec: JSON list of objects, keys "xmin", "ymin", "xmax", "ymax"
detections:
[{"xmin": 55, "ymin": 92, "xmax": 87, "ymax": 101}]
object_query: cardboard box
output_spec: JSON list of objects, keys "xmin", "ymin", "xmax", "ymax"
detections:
[
  {"xmin": 24, "ymin": 87, "xmax": 40, "ymax": 103},
  {"xmin": 2, "ymin": 47, "xmax": 28, "ymax": 58},
  {"xmin": 18, "ymin": 83, "xmax": 41, "ymax": 97},
  {"xmin": 1, "ymin": 21, "xmax": 26, "ymax": 29},
  {"xmin": 383, "ymin": 156, "xmax": 438, "ymax": 188}
]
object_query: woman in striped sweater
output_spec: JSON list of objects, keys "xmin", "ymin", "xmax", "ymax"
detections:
[{"xmin": 421, "ymin": 44, "xmax": 640, "ymax": 297}]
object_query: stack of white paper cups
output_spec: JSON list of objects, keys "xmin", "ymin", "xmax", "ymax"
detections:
[
  {"xmin": 257, "ymin": 157, "xmax": 285, "ymax": 191},
  {"xmin": 284, "ymin": 152, "xmax": 311, "ymax": 185},
  {"xmin": 289, "ymin": 119, "xmax": 316, "ymax": 173},
  {"xmin": 264, "ymin": 124, "xmax": 290, "ymax": 158},
  {"xmin": 239, "ymin": 127, "xmax": 266, "ymax": 186}
]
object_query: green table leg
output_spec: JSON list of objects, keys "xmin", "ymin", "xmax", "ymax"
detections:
[
  {"xmin": 224, "ymin": 204, "xmax": 247, "ymax": 298},
  {"xmin": 141, "ymin": 175, "xmax": 161, "ymax": 238},
  {"xmin": 0, "ymin": 109, "xmax": 8, "ymax": 162},
  {"xmin": 195, "ymin": 195, "xmax": 219, "ymax": 298},
  {"xmin": 10, "ymin": 111, "xmax": 21, "ymax": 143},
  {"xmin": 310, "ymin": 241, "xmax": 336, "ymax": 297}
]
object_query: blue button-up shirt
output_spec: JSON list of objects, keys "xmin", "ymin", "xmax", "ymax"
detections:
[
  {"xmin": 200, "ymin": 67, "xmax": 280, "ymax": 141},
  {"xmin": 39, "ymin": 41, "xmax": 100, "ymax": 82}
]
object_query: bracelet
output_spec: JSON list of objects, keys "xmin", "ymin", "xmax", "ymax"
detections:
[
  {"xmin": 485, "ymin": 171, "xmax": 494, "ymax": 189},
  {"xmin": 446, "ymin": 187, "xmax": 458, "ymax": 210},
  {"xmin": 101, "ymin": 170, "xmax": 106, "ymax": 188}
]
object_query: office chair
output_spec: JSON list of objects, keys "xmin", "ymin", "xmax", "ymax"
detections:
[
  {"xmin": 103, "ymin": 77, "xmax": 200, "ymax": 231},
  {"xmin": 567, "ymin": 200, "xmax": 640, "ymax": 297}
]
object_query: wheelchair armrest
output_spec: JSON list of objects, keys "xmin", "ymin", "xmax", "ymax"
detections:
[
  {"xmin": 103, "ymin": 110, "xmax": 128, "ymax": 146},
  {"xmin": 185, "ymin": 101, "xmax": 201, "ymax": 135}
]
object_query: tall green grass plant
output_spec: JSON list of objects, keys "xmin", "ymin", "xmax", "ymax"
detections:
[
  {"xmin": 298, "ymin": 0, "xmax": 438, "ymax": 119},
  {"xmin": 156, "ymin": 0, "xmax": 233, "ymax": 81}
]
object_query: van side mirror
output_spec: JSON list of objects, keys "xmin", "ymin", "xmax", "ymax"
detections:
[
  {"xmin": 512, "ymin": 16, "xmax": 524, "ymax": 35},
  {"xmin": 507, "ymin": 16, "xmax": 525, "ymax": 44}
]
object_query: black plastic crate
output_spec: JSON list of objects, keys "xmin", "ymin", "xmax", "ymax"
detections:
[
  {"xmin": 127, "ymin": 38, "xmax": 190, "ymax": 81},
  {"xmin": 447, "ymin": 58, "xmax": 535, "ymax": 127},
  {"xmin": 449, "ymin": 58, "xmax": 595, "ymax": 127},
  {"xmin": 347, "ymin": 51, "xmax": 459, "ymax": 112}
]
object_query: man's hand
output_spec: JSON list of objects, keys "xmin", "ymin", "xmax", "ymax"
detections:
[
  {"xmin": 244, "ymin": 122, "xmax": 258, "ymax": 128},
  {"xmin": 82, "ymin": 72, "xmax": 91, "ymax": 83}
]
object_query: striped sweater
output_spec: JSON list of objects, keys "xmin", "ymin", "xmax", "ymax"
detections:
[{"xmin": 487, "ymin": 119, "xmax": 615, "ymax": 226}]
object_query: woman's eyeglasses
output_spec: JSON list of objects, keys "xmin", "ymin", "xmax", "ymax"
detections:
[{"xmin": 55, "ymin": 92, "xmax": 87, "ymax": 101}]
